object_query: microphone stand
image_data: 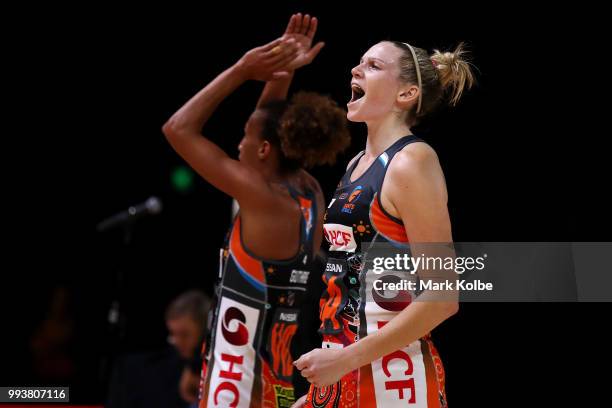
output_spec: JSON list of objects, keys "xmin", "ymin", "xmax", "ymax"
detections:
[
  {"xmin": 95, "ymin": 197, "xmax": 162, "ymax": 401},
  {"xmin": 98, "ymin": 222, "xmax": 133, "ymax": 402}
]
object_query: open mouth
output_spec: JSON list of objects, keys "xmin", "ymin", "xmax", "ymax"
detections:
[{"xmin": 350, "ymin": 83, "xmax": 365, "ymax": 102}]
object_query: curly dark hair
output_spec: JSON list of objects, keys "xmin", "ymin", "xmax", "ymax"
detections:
[{"xmin": 258, "ymin": 92, "xmax": 351, "ymax": 170}]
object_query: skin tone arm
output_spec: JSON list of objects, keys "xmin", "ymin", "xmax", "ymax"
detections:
[
  {"xmin": 294, "ymin": 143, "xmax": 458, "ymax": 387},
  {"xmin": 163, "ymin": 14, "xmax": 323, "ymax": 206},
  {"xmin": 162, "ymin": 37, "xmax": 300, "ymax": 205}
]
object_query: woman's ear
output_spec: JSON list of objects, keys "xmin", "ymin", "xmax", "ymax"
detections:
[
  {"xmin": 258, "ymin": 140, "xmax": 272, "ymax": 160},
  {"xmin": 397, "ymin": 84, "xmax": 420, "ymax": 109}
]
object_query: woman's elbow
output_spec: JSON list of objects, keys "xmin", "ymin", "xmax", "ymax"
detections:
[
  {"xmin": 162, "ymin": 118, "xmax": 179, "ymax": 140},
  {"xmin": 162, "ymin": 117, "xmax": 189, "ymax": 142}
]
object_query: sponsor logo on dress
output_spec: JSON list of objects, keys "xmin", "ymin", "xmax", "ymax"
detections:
[
  {"xmin": 325, "ymin": 262, "xmax": 343, "ymax": 273},
  {"xmin": 323, "ymin": 223, "xmax": 357, "ymax": 252},
  {"xmin": 342, "ymin": 185, "xmax": 363, "ymax": 214},
  {"xmin": 278, "ymin": 312, "xmax": 298, "ymax": 322},
  {"xmin": 290, "ymin": 269, "xmax": 310, "ymax": 284},
  {"xmin": 207, "ymin": 297, "xmax": 259, "ymax": 408}
]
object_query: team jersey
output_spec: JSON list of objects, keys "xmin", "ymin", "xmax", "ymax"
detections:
[
  {"xmin": 306, "ymin": 135, "xmax": 448, "ymax": 408},
  {"xmin": 199, "ymin": 185, "xmax": 318, "ymax": 408}
]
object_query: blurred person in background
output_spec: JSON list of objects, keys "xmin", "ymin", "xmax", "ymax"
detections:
[
  {"xmin": 166, "ymin": 290, "xmax": 211, "ymax": 406},
  {"xmin": 106, "ymin": 289, "xmax": 210, "ymax": 408}
]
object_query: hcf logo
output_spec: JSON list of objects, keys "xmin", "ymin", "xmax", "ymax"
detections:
[
  {"xmin": 208, "ymin": 299, "xmax": 259, "ymax": 408},
  {"xmin": 222, "ymin": 307, "xmax": 249, "ymax": 346}
]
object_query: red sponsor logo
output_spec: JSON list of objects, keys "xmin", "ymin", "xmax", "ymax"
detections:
[
  {"xmin": 378, "ymin": 321, "xmax": 416, "ymax": 403},
  {"xmin": 325, "ymin": 229, "xmax": 353, "ymax": 247},
  {"xmin": 221, "ymin": 307, "xmax": 249, "ymax": 346},
  {"xmin": 213, "ymin": 306, "xmax": 250, "ymax": 407},
  {"xmin": 214, "ymin": 353, "xmax": 243, "ymax": 406},
  {"xmin": 323, "ymin": 224, "xmax": 356, "ymax": 251}
]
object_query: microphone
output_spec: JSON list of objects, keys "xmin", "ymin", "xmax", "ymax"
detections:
[{"xmin": 97, "ymin": 196, "xmax": 163, "ymax": 232}]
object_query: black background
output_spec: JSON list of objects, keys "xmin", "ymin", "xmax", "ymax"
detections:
[{"xmin": 2, "ymin": 1, "xmax": 610, "ymax": 406}]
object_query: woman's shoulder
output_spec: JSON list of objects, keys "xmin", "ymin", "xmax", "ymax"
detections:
[
  {"xmin": 290, "ymin": 170, "xmax": 325, "ymax": 213},
  {"xmin": 291, "ymin": 169, "xmax": 323, "ymax": 195},
  {"xmin": 388, "ymin": 140, "xmax": 443, "ymax": 184},
  {"xmin": 397, "ymin": 140, "xmax": 439, "ymax": 167}
]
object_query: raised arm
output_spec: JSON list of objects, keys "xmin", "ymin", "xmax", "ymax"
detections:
[{"xmin": 162, "ymin": 37, "xmax": 299, "ymax": 202}]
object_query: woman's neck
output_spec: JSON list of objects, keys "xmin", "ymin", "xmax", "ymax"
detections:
[
  {"xmin": 261, "ymin": 163, "xmax": 298, "ymax": 185},
  {"xmin": 365, "ymin": 114, "xmax": 412, "ymax": 157}
]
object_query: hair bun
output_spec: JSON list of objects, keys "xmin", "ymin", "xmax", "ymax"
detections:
[{"xmin": 430, "ymin": 42, "xmax": 476, "ymax": 106}]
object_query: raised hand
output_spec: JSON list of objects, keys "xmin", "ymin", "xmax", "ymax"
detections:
[
  {"xmin": 236, "ymin": 37, "xmax": 300, "ymax": 82},
  {"xmin": 282, "ymin": 13, "xmax": 325, "ymax": 70}
]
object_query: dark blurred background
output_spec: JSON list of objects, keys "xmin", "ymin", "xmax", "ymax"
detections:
[{"xmin": 2, "ymin": 1, "xmax": 609, "ymax": 406}]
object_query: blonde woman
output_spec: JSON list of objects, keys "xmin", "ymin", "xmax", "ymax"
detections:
[{"xmin": 294, "ymin": 41, "xmax": 475, "ymax": 407}]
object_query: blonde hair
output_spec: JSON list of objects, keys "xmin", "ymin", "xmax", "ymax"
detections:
[
  {"xmin": 431, "ymin": 43, "xmax": 476, "ymax": 106},
  {"xmin": 389, "ymin": 41, "xmax": 476, "ymax": 123}
]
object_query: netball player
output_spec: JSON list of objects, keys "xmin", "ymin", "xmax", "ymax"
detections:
[
  {"xmin": 163, "ymin": 14, "xmax": 350, "ymax": 408},
  {"xmin": 293, "ymin": 41, "xmax": 475, "ymax": 407}
]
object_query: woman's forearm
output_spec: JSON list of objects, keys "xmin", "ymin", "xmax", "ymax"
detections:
[
  {"xmin": 256, "ymin": 71, "xmax": 295, "ymax": 108},
  {"xmin": 343, "ymin": 300, "xmax": 458, "ymax": 371},
  {"xmin": 163, "ymin": 63, "xmax": 248, "ymax": 137}
]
